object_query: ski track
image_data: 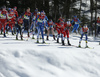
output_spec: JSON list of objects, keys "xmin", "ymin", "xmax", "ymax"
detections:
[{"xmin": 0, "ymin": 33, "xmax": 100, "ymax": 77}]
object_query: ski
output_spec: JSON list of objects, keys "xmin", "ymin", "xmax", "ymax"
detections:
[
  {"xmin": 77, "ymin": 46, "xmax": 94, "ymax": 49},
  {"xmin": 35, "ymin": 42, "xmax": 50, "ymax": 44}
]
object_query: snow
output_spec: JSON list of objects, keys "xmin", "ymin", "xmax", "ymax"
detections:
[{"xmin": 0, "ymin": 33, "xmax": 100, "ymax": 77}]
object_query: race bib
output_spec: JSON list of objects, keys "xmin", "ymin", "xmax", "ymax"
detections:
[
  {"xmin": 24, "ymin": 15, "xmax": 29, "ymax": 20},
  {"xmin": 75, "ymin": 22, "xmax": 79, "ymax": 24}
]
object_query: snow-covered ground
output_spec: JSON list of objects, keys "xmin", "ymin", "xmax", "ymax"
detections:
[{"xmin": 0, "ymin": 33, "xmax": 100, "ymax": 77}]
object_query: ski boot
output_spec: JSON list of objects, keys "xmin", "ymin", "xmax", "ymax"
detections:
[
  {"xmin": 68, "ymin": 40, "xmax": 71, "ymax": 46},
  {"xmin": 16, "ymin": 35, "xmax": 18, "ymax": 40},
  {"xmin": 57, "ymin": 38, "xmax": 59, "ymax": 43},
  {"xmin": 4, "ymin": 33, "xmax": 6, "ymax": 37},
  {"xmin": 62, "ymin": 40, "xmax": 65, "ymax": 45},
  {"xmin": 85, "ymin": 41, "xmax": 88, "ymax": 48},
  {"xmin": 53, "ymin": 35, "xmax": 56, "ymax": 40},
  {"xmin": 6, "ymin": 31, "xmax": 8, "ymax": 34},
  {"xmin": 78, "ymin": 41, "xmax": 81, "ymax": 47},
  {"xmin": 37, "ymin": 39, "xmax": 39, "ymax": 43},
  {"xmin": 32, "ymin": 34, "xmax": 35, "ymax": 39},
  {"xmin": 21, "ymin": 34, "xmax": 23, "ymax": 40},
  {"xmin": 32, "ymin": 36, "xmax": 35, "ymax": 39},
  {"xmin": 1, "ymin": 31, "xmax": 2, "ymax": 35},
  {"xmin": 28, "ymin": 32, "xmax": 30, "ymax": 37},
  {"xmin": 42, "ymin": 39, "xmax": 45, "ymax": 43},
  {"xmin": 46, "ymin": 36, "xmax": 49, "ymax": 40},
  {"xmin": 12, "ymin": 31, "xmax": 14, "ymax": 35},
  {"xmin": 14, "ymin": 29, "xmax": 16, "ymax": 34}
]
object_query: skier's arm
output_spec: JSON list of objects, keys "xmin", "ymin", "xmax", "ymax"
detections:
[
  {"xmin": 71, "ymin": 19, "xmax": 74, "ymax": 24},
  {"xmin": 77, "ymin": 19, "xmax": 81, "ymax": 23},
  {"xmin": 0, "ymin": 11, "xmax": 1, "ymax": 18}
]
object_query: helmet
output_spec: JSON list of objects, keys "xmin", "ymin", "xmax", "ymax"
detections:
[
  {"xmin": 8, "ymin": 8, "xmax": 11, "ymax": 11},
  {"xmin": 10, "ymin": 9, "xmax": 14, "ymax": 14},
  {"xmin": 74, "ymin": 16, "xmax": 77, "ymax": 18},
  {"xmin": 37, "ymin": 12, "xmax": 40, "ymax": 15},
  {"xmin": 14, "ymin": 6, "xmax": 17, "ymax": 10},
  {"xmin": 97, "ymin": 17, "xmax": 100, "ymax": 20},
  {"xmin": 41, "ymin": 11, "xmax": 44, "ymax": 15}
]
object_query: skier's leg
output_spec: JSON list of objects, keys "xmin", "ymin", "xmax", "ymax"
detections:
[
  {"xmin": 57, "ymin": 29, "xmax": 61, "ymax": 43},
  {"xmin": 27, "ymin": 20, "xmax": 30, "ymax": 37},
  {"xmin": 3, "ymin": 22, "xmax": 7, "ymax": 37},
  {"xmin": 66, "ymin": 30, "xmax": 71, "ymax": 45},
  {"xmin": 37, "ymin": 26, "xmax": 40, "ymax": 43},
  {"xmin": 16, "ymin": 24, "xmax": 19, "ymax": 40},
  {"xmin": 79, "ymin": 33, "xmax": 84, "ymax": 47},
  {"xmin": 75, "ymin": 24, "xmax": 79, "ymax": 34},
  {"xmin": 62, "ymin": 31, "xmax": 66, "ymax": 45},
  {"xmin": 32, "ymin": 21, "xmax": 36, "ymax": 39},
  {"xmin": 72, "ymin": 24, "xmax": 76, "ymax": 33},
  {"xmin": 51, "ymin": 28, "xmax": 55, "ymax": 40},
  {"xmin": 85, "ymin": 33, "xmax": 88, "ymax": 47},
  {"xmin": 40, "ymin": 26, "xmax": 45, "ymax": 43},
  {"xmin": 10, "ymin": 23, "xmax": 14, "ymax": 35},
  {"xmin": 47, "ymin": 28, "xmax": 50, "ymax": 40}
]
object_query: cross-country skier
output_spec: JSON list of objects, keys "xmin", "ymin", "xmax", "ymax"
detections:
[
  {"xmin": 62, "ymin": 19, "xmax": 72, "ymax": 46},
  {"xmin": 55, "ymin": 20, "xmax": 65, "ymax": 43},
  {"xmin": 8, "ymin": 9, "xmax": 16, "ymax": 35},
  {"xmin": 16, "ymin": 17, "xmax": 23, "ymax": 40},
  {"xmin": 71, "ymin": 16, "xmax": 80, "ymax": 34},
  {"xmin": 78, "ymin": 24, "xmax": 89, "ymax": 48},
  {"xmin": 13, "ymin": 6, "xmax": 18, "ymax": 34},
  {"xmin": 31, "ymin": 12, "xmax": 40, "ymax": 39},
  {"xmin": 22, "ymin": 7, "xmax": 32, "ymax": 37},
  {"xmin": 36, "ymin": 11, "xmax": 46, "ymax": 43},
  {"xmin": 46, "ymin": 19, "xmax": 55, "ymax": 40},
  {"xmin": 0, "ymin": 6, "xmax": 8, "ymax": 37},
  {"xmin": 42, "ymin": 11, "xmax": 48, "ymax": 34},
  {"xmin": 58, "ymin": 16, "xmax": 65, "ymax": 22},
  {"xmin": 0, "ymin": 9, "xmax": 2, "ymax": 34},
  {"xmin": 96, "ymin": 17, "xmax": 100, "ymax": 36}
]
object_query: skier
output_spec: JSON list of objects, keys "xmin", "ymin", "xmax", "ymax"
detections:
[
  {"xmin": 62, "ymin": 19, "xmax": 72, "ymax": 46},
  {"xmin": 13, "ymin": 6, "xmax": 18, "ymax": 19},
  {"xmin": 0, "ymin": 6, "xmax": 8, "ymax": 37},
  {"xmin": 71, "ymin": 16, "xmax": 80, "ymax": 34},
  {"xmin": 8, "ymin": 9, "xmax": 16, "ymax": 35},
  {"xmin": 55, "ymin": 20, "xmax": 64, "ymax": 43},
  {"xmin": 58, "ymin": 16, "xmax": 65, "ymax": 22},
  {"xmin": 13, "ymin": 6, "xmax": 18, "ymax": 34},
  {"xmin": 96, "ymin": 17, "xmax": 100, "ymax": 36},
  {"xmin": 36, "ymin": 11, "xmax": 45, "ymax": 43},
  {"xmin": 41, "ymin": 10, "xmax": 48, "ymax": 34},
  {"xmin": 31, "ymin": 12, "xmax": 40, "ymax": 39},
  {"xmin": 78, "ymin": 24, "xmax": 89, "ymax": 48},
  {"xmin": 22, "ymin": 7, "xmax": 32, "ymax": 37},
  {"xmin": 0, "ymin": 9, "xmax": 2, "ymax": 34},
  {"xmin": 16, "ymin": 17, "xmax": 23, "ymax": 40},
  {"xmin": 46, "ymin": 19, "xmax": 55, "ymax": 40}
]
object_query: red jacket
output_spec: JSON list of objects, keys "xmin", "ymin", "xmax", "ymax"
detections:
[
  {"xmin": 82, "ymin": 26, "xmax": 88, "ymax": 32},
  {"xmin": 0, "ymin": 10, "xmax": 8, "ymax": 20},
  {"xmin": 97, "ymin": 20, "xmax": 100, "ymax": 23},
  {"xmin": 8, "ymin": 13, "xmax": 16, "ymax": 21},
  {"xmin": 18, "ymin": 18, "xmax": 23, "ymax": 24},
  {"xmin": 14, "ymin": 10, "xmax": 18, "ymax": 19}
]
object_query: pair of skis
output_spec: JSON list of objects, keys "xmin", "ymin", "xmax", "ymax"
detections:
[{"xmin": 61, "ymin": 43, "xmax": 94, "ymax": 49}]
